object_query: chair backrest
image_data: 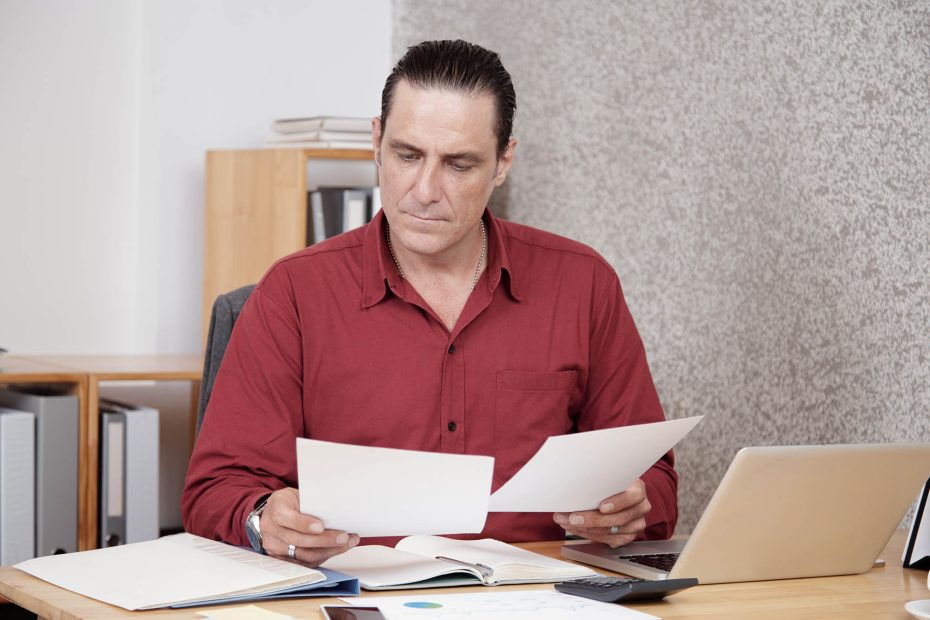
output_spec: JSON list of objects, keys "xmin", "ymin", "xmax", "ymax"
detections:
[{"xmin": 197, "ymin": 284, "xmax": 255, "ymax": 435}]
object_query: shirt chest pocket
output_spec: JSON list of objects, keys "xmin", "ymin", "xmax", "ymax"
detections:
[{"xmin": 493, "ymin": 369, "xmax": 579, "ymax": 487}]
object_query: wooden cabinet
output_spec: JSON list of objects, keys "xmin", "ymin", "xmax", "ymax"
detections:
[
  {"xmin": 202, "ymin": 148, "xmax": 374, "ymax": 339},
  {"xmin": 0, "ymin": 354, "xmax": 201, "ymax": 551}
]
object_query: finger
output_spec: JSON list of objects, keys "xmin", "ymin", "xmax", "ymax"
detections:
[
  {"xmin": 267, "ymin": 533, "xmax": 360, "ymax": 567},
  {"xmin": 287, "ymin": 540, "xmax": 359, "ymax": 567},
  {"xmin": 598, "ymin": 479, "xmax": 647, "ymax": 514},
  {"xmin": 263, "ymin": 528, "xmax": 357, "ymax": 555},
  {"xmin": 566, "ymin": 517, "xmax": 647, "ymax": 538},
  {"xmin": 265, "ymin": 489, "xmax": 327, "ymax": 535},
  {"xmin": 264, "ymin": 530, "xmax": 359, "ymax": 557},
  {"xmin": 563, "ymin": 524, "xmax": 639, "ymax": 547},
  {"xmin": 554, "ymin": 497, "xmax": 650, "ymax": 529},
  {"xmin": 553, "ymin": 509, "xmax": 601, "ymax": 527},
  {"xmin": 259, "ymin": 488, "xmax": 355, "ymax": 554},
  {"xmin": 275, "ymin": 506, "xmax": 326, "ymax": 535},
  {"xmin": 563, "ymin": 517, "xmax": 647, "ymax": 548}
]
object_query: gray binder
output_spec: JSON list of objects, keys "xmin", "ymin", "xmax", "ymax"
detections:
[
  {"xmin": 0, "ymin": 387, "xmax": 78, "ymax": 556},
  {"xmin": 308, "ymin": 188, "xmax": 373, "ymax": 243},
  {"xmin": 100, "ymin": 410, "xmax": 126, "ymax": 547},
  {"xmin": 99, "ymin": 381, "xmax": 193, "ymax": 534},
  {"xmin": 99, "ymin": 400, "xmax": 159, "ymax": 546},
  {"xmin": 0, "ymin": 408, "xmax": 35, "ymax": 564}
]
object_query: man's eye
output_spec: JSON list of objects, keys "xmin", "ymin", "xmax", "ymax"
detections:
[
  {"xmin": 398, "ymin": 153, "xmax": 418, "ymax": 162},
  {"xmin": 449, "ymin": 162, "xmax": 472, "ymax": 172}
]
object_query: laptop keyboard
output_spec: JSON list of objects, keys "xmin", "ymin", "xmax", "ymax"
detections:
[{"xmin": 619, "ymin": 553, "xmax": 680, "ymax": 571}]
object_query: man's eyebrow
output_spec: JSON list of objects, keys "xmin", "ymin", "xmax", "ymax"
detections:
[
  {"xmin": 387, "ymin": 139, "xmax": 484, "ymax": 163},
  {"xmin": 444, "ymin": 151, "xmax": 484, "ymax": 164},
  {"xmin": 388, "ymin": 139, "xmax": 422, "ymax": 153}
]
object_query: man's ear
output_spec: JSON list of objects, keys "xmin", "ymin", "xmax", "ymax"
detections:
[
  {"xmin": 493, "ymin": 138, "xmax": 517, "ymax": 187},
  {"xmin": 372, "ymin": 116, "xmax": 383, "ymax": 166}
]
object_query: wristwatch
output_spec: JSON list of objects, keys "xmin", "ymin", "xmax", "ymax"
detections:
[{"xmin": 245, "ymin": 495, "xmax": 270, "ymax": 553}]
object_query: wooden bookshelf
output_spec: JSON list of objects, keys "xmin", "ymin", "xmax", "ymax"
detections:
[
  {"xmin": 203, "ymin": 148, "xmax": 374, "ymax": 340},
  {"xmin": 0, "ymin": 354, "xmax": 202, "ymax": 551}
]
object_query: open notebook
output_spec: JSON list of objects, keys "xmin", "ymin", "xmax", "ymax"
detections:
[{"xmin": 322, "ymin": 536, "xmax": 597, "ymax": 590}]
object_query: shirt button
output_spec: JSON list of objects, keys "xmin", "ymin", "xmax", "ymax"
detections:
[
  {"xmin": 448, "ymin": 345, "xmax": 456, "ymax": 354},
  {"xmin": 448, "ymin": 421, "xmax": 457, "ymax": 431}
]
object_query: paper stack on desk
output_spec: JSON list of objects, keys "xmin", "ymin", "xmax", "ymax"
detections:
[
  {"xmin": 298, "ymin": 416, "xmax": 702, "ymax": 536},
  {"xmin": 15, "ymin": 533, "xmax": 358, "ymax": 610}
]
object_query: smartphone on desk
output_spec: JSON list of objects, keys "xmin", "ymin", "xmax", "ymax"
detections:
[{"xmin": 320, "ymin": 605, "xmax": 387, "ymax": 620}]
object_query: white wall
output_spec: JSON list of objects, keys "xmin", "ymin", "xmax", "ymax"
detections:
[{"xmin": 0, "ymin": 0, "xmax": 392, "ymax": 354}]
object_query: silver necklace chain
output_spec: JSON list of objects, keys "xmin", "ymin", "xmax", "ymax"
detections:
[{"xmin": 386, "ymin": 220, "xmax": 487, "ymax": 293}]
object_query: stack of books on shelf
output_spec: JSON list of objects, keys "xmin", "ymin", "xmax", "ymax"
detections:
[{"xmin": 266, "ymin": 115, "xmax": 373, "ymax": 150}]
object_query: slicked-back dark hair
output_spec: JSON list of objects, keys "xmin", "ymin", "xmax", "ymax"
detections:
[{"xmin": 380, "ymin": 40, "xmax": 516, "ymax": 158}]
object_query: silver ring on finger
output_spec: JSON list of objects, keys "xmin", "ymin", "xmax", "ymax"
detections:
[
  {"xmin": 287, "ymin": 544, "xmax": 297, "ymax": 559},
  {"xmin": 609, "ymin": 525, "xmax": 620, "ymax": 535}
]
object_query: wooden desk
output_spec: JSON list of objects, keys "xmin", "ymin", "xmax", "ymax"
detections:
[
  {"xmin": 0, "ymin": 354, "xmax": 203, "ymax": 550},
  {"xmin": 0, "ymin": 531, "xmax": 925, "ymax": 619}
]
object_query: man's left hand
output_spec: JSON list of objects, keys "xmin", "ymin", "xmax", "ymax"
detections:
[{"xmin": 553, "ymin": 479, "xmax": 651, "ymax": 547}]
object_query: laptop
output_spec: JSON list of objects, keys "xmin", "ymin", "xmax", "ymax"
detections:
[{"xmin": 561, "ymin": 443, "xmax": 930, "ymax": 584}]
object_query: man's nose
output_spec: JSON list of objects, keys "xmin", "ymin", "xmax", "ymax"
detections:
[{"xmin": 412, "ymin": 160, "xmax": 442, "ymax": 205}]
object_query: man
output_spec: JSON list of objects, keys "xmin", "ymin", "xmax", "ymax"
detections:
[{"xmin": 182, "ymin": 40, "xmax": 676, "ymax": 567}]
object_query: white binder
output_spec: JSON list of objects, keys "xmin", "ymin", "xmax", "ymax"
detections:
[
  {"xmin": 99, "ymin": 400, "xmax": 159, "ymax": 546},
  {"xmin": 0, "ymin": 388, "xmax": 78, "ymax": 556},
  {"xmin": 0, "ymin": 408, "xmax": 36, "ymax": 564}
]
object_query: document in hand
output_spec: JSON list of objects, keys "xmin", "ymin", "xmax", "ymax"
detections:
[
  {"xmin": 489, "ymin": 415, "xmax": 704, "ymax": 512},
  {"xmin": 297, "ymin": 416, "xmax": 702, "ymax": 536},
  {"xmin": 14, "ymin": 533, "xmax": 359, "ymax": 610},
  {"xmin": 297, "ymin": 439, "xmax": 495, "ymax": 537},
  {"xmin": 321, "ymin": 535, "xmax": 597, "ymax": 590}
]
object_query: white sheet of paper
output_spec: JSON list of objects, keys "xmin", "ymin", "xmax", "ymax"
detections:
[
  {"xmin": 199, "ymin": 605, "xmax": 295, "ymax": 620},
  {"xmin": 343, "ymin": 591, "xmax": 659, "ymax": 620},
  {"xmin": 489, "ymin": 416, "xmax": 703, "ymax": 512},
  {"xmin": 297, "ymin": 438, "xmax": 494, "ymax": 537},
  {"xmin": 14, "ymin": 533, "xmax": 322, "ymax": 610}
]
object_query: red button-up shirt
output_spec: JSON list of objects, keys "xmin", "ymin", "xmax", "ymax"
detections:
[{"xmin": 182, "ymin": 210, "xmax": 677, "ymax": 546}]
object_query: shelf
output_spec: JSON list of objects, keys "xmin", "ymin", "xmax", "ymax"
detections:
[
  {"xmin": 202, "ymin": 148, "xmax": 375, "ymax": 340},
  {"xmin": 0, "ymin": 354, "xmax": 202, "ymax": 551}
]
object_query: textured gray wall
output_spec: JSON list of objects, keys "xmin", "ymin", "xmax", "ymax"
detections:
[{"xmin": 393, "ymin": 1, "xmax": 930, "ymax": 532}]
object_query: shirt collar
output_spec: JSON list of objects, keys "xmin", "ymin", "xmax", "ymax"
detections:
[
  {"xmin": 360, "ymin": 208, "xmax": 521, "ymax": 309},
  {"xmin": 361, "ymin": 210, "xmax": 394, "ymax": 309},
  {"xmin": 485, "ymin": 209, "xmax": 521, "ymax": 301}
]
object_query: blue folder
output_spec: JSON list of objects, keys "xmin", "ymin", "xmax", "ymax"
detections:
[{"xmin": 170, "ymin": 568, "xmax": 360, "ymax": 608}]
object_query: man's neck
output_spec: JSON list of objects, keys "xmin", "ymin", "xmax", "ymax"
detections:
[
  {"xmin": 389, "ymin": 221, "xmax": 486, "ymax": 285},
  {"xmin": 388, "ymin": 221, "xmax": 488, "ymax": 332}
]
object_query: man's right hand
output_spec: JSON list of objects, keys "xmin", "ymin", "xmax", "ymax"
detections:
[{"xmin": 259, "ymin": 487, "xmax": 359, "ymax": 566}]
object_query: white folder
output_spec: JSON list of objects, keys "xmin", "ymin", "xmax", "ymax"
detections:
[{"xmin": 0, "ymin": 388, "xmax": 78, "ymax": 556}]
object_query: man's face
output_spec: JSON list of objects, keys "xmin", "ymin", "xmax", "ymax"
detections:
[{"xmin": 372, "ymin": 80, "xmax": 515, "ymax": 261}]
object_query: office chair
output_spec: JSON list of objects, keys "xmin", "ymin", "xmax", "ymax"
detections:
[{"xmin": 196, "ymin": 284, "xmax": 255, "ymax": 435}]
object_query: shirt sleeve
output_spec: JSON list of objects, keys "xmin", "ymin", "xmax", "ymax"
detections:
[
  {"xmin": 181, "ymin": 265, "xmax": 304, "ymax": 545},
  {"xmin": 576, "ymin": 263, "xmax": 678, "ymax": 539}
]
